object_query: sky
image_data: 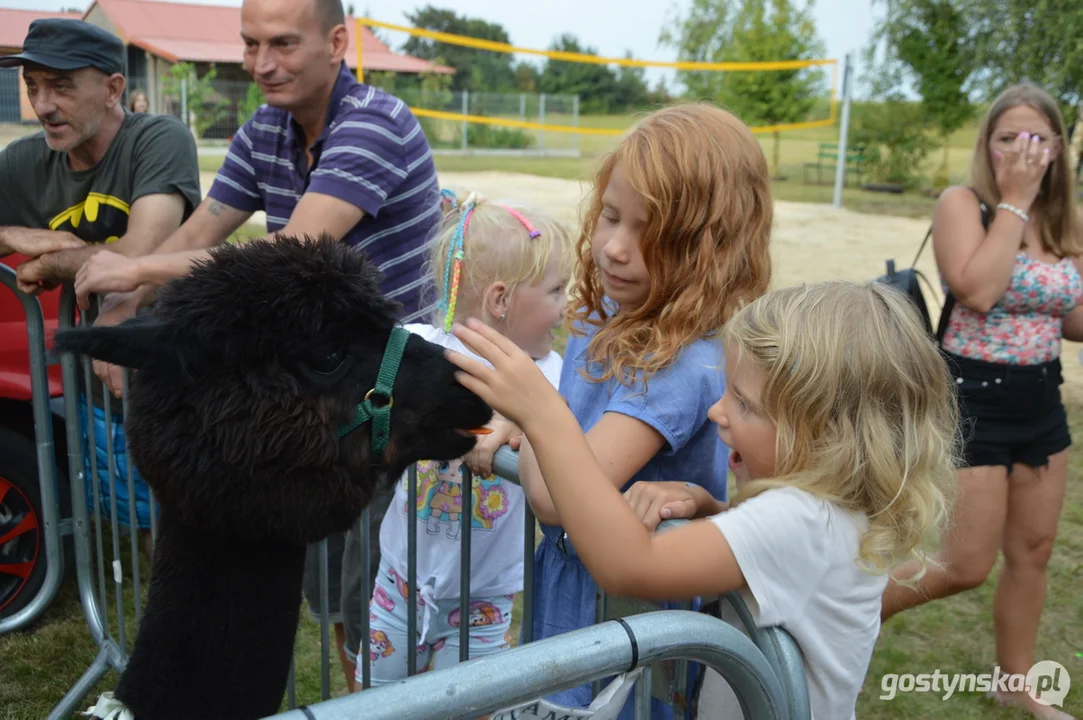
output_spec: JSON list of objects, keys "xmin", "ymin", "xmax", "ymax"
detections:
[{"xmin": 1, "ymin": 0, "xmax": 880, "ymax": 96}]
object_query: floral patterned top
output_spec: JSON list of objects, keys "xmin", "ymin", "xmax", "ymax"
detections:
[{"xmin": 941, "ymin": 253, "xmax": 1082, "ymax": 365}]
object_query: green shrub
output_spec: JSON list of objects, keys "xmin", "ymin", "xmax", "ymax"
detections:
[
  {"xmin": 850, "ymin": 99, "xmax": 936, "ymax": 188},
  {"xmin": 466, "ymin": 123, "xmax": 535, "ymax": 150},
  {"xmin": 237, "ymin": 83, "xmax": 264, "ymax": 126}
]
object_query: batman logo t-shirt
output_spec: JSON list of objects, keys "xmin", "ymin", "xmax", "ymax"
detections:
[{"xmin": 0, "ymin": 110, "xmax": 201, "ymax": 247}]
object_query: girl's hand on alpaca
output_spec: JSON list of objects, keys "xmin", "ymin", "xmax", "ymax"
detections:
[
  {"xmin": 464, "ymin": 415, "xmax": 522, "ymax": 478},
  {"xmin": 624, "ymin": 481, "xmax": 730, "ymax": 531},
  {"xmin": 447, "ymin": 318, "xmax": 568, "ymax": 434}
]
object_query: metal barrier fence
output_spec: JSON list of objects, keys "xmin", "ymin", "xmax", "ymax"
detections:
[
  {"xmin": 1, "ymin": 267, "xmax": 809, "ymax": 719},
  {"xmin": 0, "ymin": 263, "xmax": 66, "ymax": 638},
  {"xmin": 273, "ymin": 610, "xmax": 789, "ymax": 720}
]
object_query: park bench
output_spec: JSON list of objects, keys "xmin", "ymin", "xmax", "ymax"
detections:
[{"xmin": 803, "ymin": 142, "xmax": 866, "ymax": 186}]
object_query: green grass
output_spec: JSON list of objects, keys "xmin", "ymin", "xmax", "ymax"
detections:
[
  {"xmin": 3, "ymin": 435, "xmax": 1080, "ymax": 719},
  {"xmin": 195, "ymin": 109, "xmax": 975, "ymax": 221},
  {"xmin": 0, "ymin": 529, "xmax": 353, "ymax": 716},
  {"xmin": 857, "ymin": 408, "xmax": 1083, "ymax": 719}
]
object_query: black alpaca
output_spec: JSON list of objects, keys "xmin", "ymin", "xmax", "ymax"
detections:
[{"xmin": 54, "ymin": 235, "xmax": 492, "ymax": 720}]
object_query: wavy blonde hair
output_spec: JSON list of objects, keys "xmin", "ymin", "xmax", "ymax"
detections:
[
  {"xmin": 568, "ymin": 102, "xmax": 773, "ymax": 387},
  {"xmin": 970, "ymin": 83, "xmax": 1083, "ymax": 257},
  {"xmin": 427, "ymin": 192, "xmax": 574, "ymax": 328},
  {"xmin": 723, "ymin": 281, "xmax": 959, "ymax": 577}
]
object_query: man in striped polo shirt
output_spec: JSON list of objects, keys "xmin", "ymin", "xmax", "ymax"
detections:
[
  {"xmin": 73, "ymin": 0, "xmax": 440, "ymax": 327},
  {"xmin": 71, "ymin": 0, "xmax": 442, "ymax": 692}
]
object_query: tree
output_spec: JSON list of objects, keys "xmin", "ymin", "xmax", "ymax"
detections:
[
  {"xmin": 869, "ymin": 0, "xmax": 976, "ymax": 186},
  {"xmin": 648, "ymin": 76, "xmax": 675, "ymax": 107},
  {"xmin": 237, "ymin": 82, "xmax": 264, "ymax": 127},
  {"xmin": 611, "ymin": 52, "xmax": 652, "ymax": 112},
  {"xmin": 400, "ymin": 5, "xmax": 516, "ymax": 92},
  {"xmin": 538, "ymin": 34, "xmax": 620, "ymax": 114},
  {"xmin": 868, "ymin": 0, "xmax": 1083, "ymax": 146},
  {"xmin": 160, "ymin": 62, "xmax": 228, "ymax": 140},
  {"xmin": 513, "ymin": 62, "xmax": 541, "ymax": 92},
  {"xmin": 962, "ymin": 0, "xmax": 1083, "ymax": 119},
  {"xmin": 854, "ymin": 40, "xmax": 938, "ymax": 189},
  {"xmin": 659, "ymin": 0, "xmax": 827, "ymax": 178}
]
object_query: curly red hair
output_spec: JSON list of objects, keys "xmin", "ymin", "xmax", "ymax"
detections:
[{"xmin": 567, "ymin": 102, "xmax": 774, "ymax": 386}]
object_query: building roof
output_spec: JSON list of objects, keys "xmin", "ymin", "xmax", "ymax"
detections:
[
  {"xmin": 85, "ymin": 0, "xmax": 452, "ymax": 74},
  {"xmin": 0, "ymin": 8, "xmax": 83, "ymax": 51}
]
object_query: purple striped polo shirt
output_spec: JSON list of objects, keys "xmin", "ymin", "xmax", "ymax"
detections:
[{"xmin": 207, "ymin": 62, "xmax": 440, "ymax": 322}]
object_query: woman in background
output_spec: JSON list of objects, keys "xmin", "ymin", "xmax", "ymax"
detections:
[
  {"xmin": 881, "ymin": 82, "xmax": 1081, "ymax": 720},
  {"xmin": 128, "ymin": 89, "xmax": 148, "ymax": 113}
]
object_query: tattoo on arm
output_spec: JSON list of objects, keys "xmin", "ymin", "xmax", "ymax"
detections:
[{"xmin": 208, "ymin": 201, "xmax": 228, "ymax": 217}]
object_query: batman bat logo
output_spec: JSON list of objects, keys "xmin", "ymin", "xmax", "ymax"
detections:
[{"xmin": 48, "ymin": 192, "xmax": 131, "ymax": 245}]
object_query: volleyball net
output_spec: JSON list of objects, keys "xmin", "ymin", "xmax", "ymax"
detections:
[{"xmin": 355, "ymin": 16, "xmax": 838, "ymax": 155}]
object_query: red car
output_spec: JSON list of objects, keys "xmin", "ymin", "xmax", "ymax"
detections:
[{"xmin": 0, "ymin": 253, "xmax": 73, "ymax": 628}]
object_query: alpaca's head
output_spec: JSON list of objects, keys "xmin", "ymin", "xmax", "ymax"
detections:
[{"xmin": 55, "ymin": 235, "xmax": 493, "ymax": 544}]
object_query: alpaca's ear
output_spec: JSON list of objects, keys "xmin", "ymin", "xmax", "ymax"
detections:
[{"xmin": 52, "ymin": 315, "xmax": 169, "ymax": 370}]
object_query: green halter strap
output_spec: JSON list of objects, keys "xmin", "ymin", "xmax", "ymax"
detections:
[{"xmin": 336, "ymin": 326, "xmax": 410, "ymax": 461}]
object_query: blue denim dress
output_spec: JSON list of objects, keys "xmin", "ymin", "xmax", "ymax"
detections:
[{"xmin": 527, "ymin": 320, "xmax": 730, "ymax": 719}]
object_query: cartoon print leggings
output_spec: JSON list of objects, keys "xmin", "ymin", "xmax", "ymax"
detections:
[{"xmin": 358, "ymin": 558, "xmax": 515, "ymax": 687}]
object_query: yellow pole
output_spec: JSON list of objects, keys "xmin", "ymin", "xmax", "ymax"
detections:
[{"xmin": 355, "ymin": 17, "xmax": 364, "ymax": 83}]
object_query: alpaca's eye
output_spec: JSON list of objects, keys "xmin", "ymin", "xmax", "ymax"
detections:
[{"xmin": 311, "ymin": 349, "xmax": 347, "ymax": 375}]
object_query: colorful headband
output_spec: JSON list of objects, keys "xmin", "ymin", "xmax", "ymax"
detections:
[
  {"xmin": 439, "ymin": 188, "xmax": 459, "ymax": 214},
  {"xmin": 437, "ymin": 193, "xmax": 543, "ymax": 332},
  {"xmin": 499, "ymin": 206, "xmax": 541, "ymax": 239}
]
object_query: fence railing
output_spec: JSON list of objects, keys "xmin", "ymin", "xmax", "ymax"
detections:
[
  {"xmin": 271, "ymin": 610, "xmax": 789, "ymax": 720},
  {"xmin": 0, "ymin": 268, "xmax": 809, "ymax": 720},
  {"xmin": 0, "ymin": 263, "xmax": 66, "ymax": 637}
]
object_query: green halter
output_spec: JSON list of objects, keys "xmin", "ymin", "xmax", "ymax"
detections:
[{"xmin": 336, "ymin": 326, "xmax": 410, "ymax": 461}]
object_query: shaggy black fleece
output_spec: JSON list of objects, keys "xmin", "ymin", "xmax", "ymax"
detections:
[{"xmin": 55, "ymin": 234, "xmax": 492, "ymax": 720}]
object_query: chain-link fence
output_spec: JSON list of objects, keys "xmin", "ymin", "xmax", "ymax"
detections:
[
  {"xmin": 0, "ymin": 68, "xmax": 23, "ymax": 126},
  {"xmin": 394, "ymin": 88, "xmax": 581, "ymax": 156},
  {"xmin": 160, "ymin": 77, "xmax": 580, "ymax": 155},
  {"xmin": 158, "ymin": 77, "xmax": 260, "ymax": 144}
]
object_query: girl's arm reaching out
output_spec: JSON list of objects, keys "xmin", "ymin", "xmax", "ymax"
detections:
[
  {"xmin": 517, "ymin": 411, "xmax": 666, "ymax": 526},
  {"xmin": 448, "ymin": 319, "xmax": 746, "ymax": 600}
]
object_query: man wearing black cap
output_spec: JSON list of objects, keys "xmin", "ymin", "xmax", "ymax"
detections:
[
  {"xmin": 0, "ymin": 18, "xmax": 202, "ymax": 556},
  {"xmin": 0, "ymin": 18, "xmax": 201, "ymax": 295}
]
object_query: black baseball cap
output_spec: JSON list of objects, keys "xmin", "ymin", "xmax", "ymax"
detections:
[{"xmin": 0, "ymin": 19, "xmax": 124, "ymax": 75}]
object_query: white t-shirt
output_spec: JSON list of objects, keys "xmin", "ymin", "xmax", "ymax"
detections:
[
  {"xmin": 697, "ymin": 486, "xmax": 888, "ymax": 720},
  {"xmin": 378, "ymin": 322, "xmax": 563, "ymax": 600}
]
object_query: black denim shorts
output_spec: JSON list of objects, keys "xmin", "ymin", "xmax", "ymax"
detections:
[{"xmin": 943, "ymin": 351, "xmax": 1072, "ymax": 470}]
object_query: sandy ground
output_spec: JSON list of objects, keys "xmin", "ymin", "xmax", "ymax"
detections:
[
  {"xmin": 441, "ymin": 172, "xmax": 943, "ymax": 287},
  {"xmin": 198, "ymin": 168, "xmax": 1083, "ymax": 402}
]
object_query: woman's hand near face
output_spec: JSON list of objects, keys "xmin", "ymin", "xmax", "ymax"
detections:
[{"xmin": 994, "ymin": 132, "xmax": 1054, "ymax": 211}]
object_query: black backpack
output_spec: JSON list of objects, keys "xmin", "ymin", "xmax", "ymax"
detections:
[{"xmin": 875, "ymin": 188, "xmax": 992, "ymax": 344}]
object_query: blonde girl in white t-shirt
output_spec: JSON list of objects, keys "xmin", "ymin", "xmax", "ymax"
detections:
[
  {"xmin": 447, "ymin": 279, "xmax": 959, "ymax": 719},
  {"xmin": 358, "ymin": 190, "xmax": 574, "ymax": 688}
]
